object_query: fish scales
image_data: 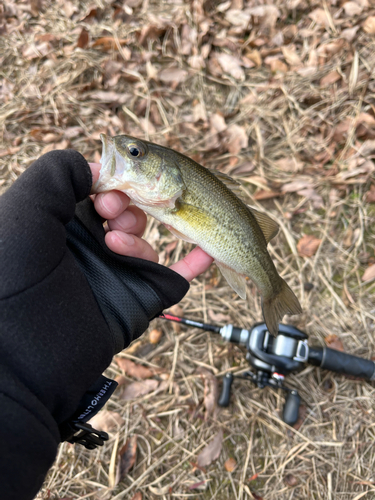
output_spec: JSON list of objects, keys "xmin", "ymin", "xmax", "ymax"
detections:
[{"xmin": 158, "ymin": 153, "xmax": 276, "ymax": 295}]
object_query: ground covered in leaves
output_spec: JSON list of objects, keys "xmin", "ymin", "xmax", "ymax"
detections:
[{"xmin": 1, "ymin": 0, "xmax": 375, "ymax": 499}]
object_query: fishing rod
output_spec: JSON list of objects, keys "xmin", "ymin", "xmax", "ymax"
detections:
[{"xmin": 160, "ymin": 313, "xmax": 375, "ymax": 426}]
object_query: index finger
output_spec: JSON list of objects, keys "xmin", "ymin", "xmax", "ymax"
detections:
[{"xmin": 169, "ymin": 247, "xmax": 214, "ymax": 282}]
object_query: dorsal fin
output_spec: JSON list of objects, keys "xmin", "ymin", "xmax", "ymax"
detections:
[
  {"xmin": 209, "ymin": 169, "xmax": 247, "ymax": 200},
  {"xmin": 209, "ymin": 169, "xmax": 279, "ymax": 243},
  {"xmin": 247, "ymin": 206, "xmax": 279, "ymax": 243}
]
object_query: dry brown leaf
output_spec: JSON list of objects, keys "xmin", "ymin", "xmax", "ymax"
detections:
[
  {"xmin": 79, "ymin": 4, "xmax": 100, "ymax": 22},
  {"xmin": 366, "ymin": 184, "xmax": 375, "ymax": 203},
  {"xmin": 231, "ymin": 161, "xmax": 256, "ymax": 175},
  {"xmin": 180, "ymin": 24, "xmax": 194, "ymax": 55},
  {"xmin": 22, "ymin": 41, "xmax": 50, "ymax": 60},
  {"xmin": 281, "ymin": 45, "xmax": 302, "ymax": 67},
  {"xmin": 115, "ymin": 436, "xmax": 137, "ymax": 485},
  {"xmin": 197, "ymin": 429, "xmax": 223, "ymax": 467},
  {"xmin": 224, "ymin": 457, "xmax": 237, "ymax": 472},
  {"xmin": 253, "ymin": 189, "xmax": 281, "ymax": 200},
  {"xmin": 325, "ymin": 334, "xmax": 345, "ymax": 352},
  {"xmin": 297, "ymin": 235, "xmax": 322, "ymax": 257},
  {"xmin": 149, "ymin": 328, "xmax": 163, "ymax": 344},
  {"xmin": 341, "ymin": 26, "xmax": 360, "ymax": 41},
  {"xmin": 246, "ymin": 49, "xmax": 262, "ymax": 67},
  {"xmin": 88, "ymin": 410, "xmax": 124, "ymax": 433},
  {"xmin": 356, "ymin": 112, "xmax": 375, "ymax": 139},
  {"xmin": 124, "ymin": 340, "xmax": 142, "ymax": 355},
  {"xmin": 362, "ymin": 263, "xmax": 375, "ymax": 282},
  {"xmin": 188, "ymin": 54, "xmax": 205, "ymax": 69},
  {"xmin": 138, "ymin": 25, "xmax": 166, "ymax": 45},
  {"xmin": 297, "ymin": 188, "xmax": 324, "ymax": 209},
  {"xmin": 92, "ymin": 37, "xmax": 129, "ymax": 50},
  {"xmin": 309, "ymin": 8, "xmax": 330, "ymax": 26},
  {"xmin": 281, "ymin": 180, "xmax": 313, "ymax": 193},
  {"xmin": 64, "ymin": 0, "xmax": 78, "ymax": 17},
  {"xmin": 193, "ymin": 101, "xmax": 207, "ymax": 122},
  {"xmin": 210, "ymin": 113, "xmax": 227, "ymax": 133},
  {"xmin": 358, "ymin": 140, "xmax": 375, "ymax": 157},
  {"xmin": 216, "ymin": 53, "xmax": 245, "ymax": 81},
  {"xmin": 91, "ymin": 91, "xmax": 130, "ymax": 104},
  {"xmin": 363, "ymin": 16, "xmax": 375, "ymax": 35},
  {"xmin": 130, "ymin": 492, "xmax": 142, "ymax": 500},
  {"xmin": 207, "ymin": 54, "xmax": 223, "ymax": 77},
  {"xmin": 76, "ymin": 27, "xmax": 89, "ymax": 49},
  {"xmin": 225, "ymin": 9, "xmax": 251, "ymax": 29},
  {"xmin": 158, "ymin": 68, "xmax": 188, "ymax": 86},
  {"xmin": 115, "ymin": 375, "xmax": 127, "ymax": 386},
  {"xmin": 224, "ymin": 124, "xmax": 248, "ymax": 154},
  {"xmin": 121, "ymin": 379, "xmax": 159, "ymax": 400},
  {"xmin": 0, "ymin": 147, "xmax": 20, "ymax": 158},
  {"xmin": 197, "ymin": 368, "xmax": 219, "ymax": 419},
  {"xmin": 169, "ymin": 304, "xmax": 183, "ymax": 317},
  {"xmin": 115, "ymin": 357, "xmax": 155, "ymax": 379},
  {"xmin": 333, "ymin": 118, "xmax": 352, "ymax": 143},
  {"xmin": 320, "ymin": 70, "xmax": 341, "ymax": 87},
  {"xmin": 247, "ymin": 5, "xmax": 280, "ymax": 29},
  {"xmin": 338, "ymin": 161, "xmax": 374, "ymax": 180},
  {"xmin": 265, "ymin": 57, "xmax": 288, "ymax": 73},
  {"xmin": 275, "ymin": 158, "xmax": 303, "ymax": 172},
  {"xmin": 343, "ymin": 1, "xmax": 363, "ymax": 16}
]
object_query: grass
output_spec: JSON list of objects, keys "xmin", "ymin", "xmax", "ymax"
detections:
[{"xmin": 1, "ymin": 0, "xmax": 375, "ymax": 499}]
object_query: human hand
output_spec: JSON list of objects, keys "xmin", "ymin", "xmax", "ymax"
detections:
[{"xmin": 89, "ymin": 162, "xmax": 214, "ymax": 282}]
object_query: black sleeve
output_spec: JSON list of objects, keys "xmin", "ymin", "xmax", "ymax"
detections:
[{"xmin": 0, "ymin": 150, "xmax": 189, "ymax": 500}]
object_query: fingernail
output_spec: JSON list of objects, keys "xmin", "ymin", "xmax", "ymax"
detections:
[{"xmin": 115, "ymin": 231, "xmax": 135, "ymax": 246}]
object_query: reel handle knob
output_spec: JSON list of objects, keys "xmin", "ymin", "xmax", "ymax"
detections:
[
  {"xmin": 282, "ymin": 390, "xmax": 301, "ymax": 426},
  {"xmin": 218, "ymin": 373, "xmax": 234, "ymax": 407}
]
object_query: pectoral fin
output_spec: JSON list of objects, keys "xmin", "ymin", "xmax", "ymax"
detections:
[
  {"xmin": 247, "ymin": 206, "xmax": 279, "ymax": 243},
  {"xmin": 215, "ymin": 261, "xmax": 247, "ymax": 299}
]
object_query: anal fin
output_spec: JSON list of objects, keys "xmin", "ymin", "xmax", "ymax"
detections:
[{"xmin": 215, "ymin": 261, "xmax": 247, "ymax": 299}]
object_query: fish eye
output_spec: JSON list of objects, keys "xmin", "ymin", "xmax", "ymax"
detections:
[
  {"xmin": 129, "ymin": 146, "xmax": 140, "ymax": 157},
  {"xmin": 127, "ymin": 142, "xmax": 146, "ymax": 159}
]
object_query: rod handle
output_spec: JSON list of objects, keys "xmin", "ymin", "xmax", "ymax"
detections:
[{"xmin": 309, "ymin": 347, "xmax": 375, "ymax": 380}]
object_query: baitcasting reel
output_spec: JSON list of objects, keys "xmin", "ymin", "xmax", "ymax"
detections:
[{"xmin": 161, "ymin": 314, "xmax": 375, "ymax": 426}]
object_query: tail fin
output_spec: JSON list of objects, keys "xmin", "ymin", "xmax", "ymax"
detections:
[{"xmin": 262, "ymin": 279, "xmax": 302, "ymax": 336}]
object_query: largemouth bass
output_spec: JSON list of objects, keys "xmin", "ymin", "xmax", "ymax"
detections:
[{"xmin": 93, "ymin": 134, "xmax": 302, "ymax": 335}]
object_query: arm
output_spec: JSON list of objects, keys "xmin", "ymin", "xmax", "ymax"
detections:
[{"xmin": 0, "ymin": 151, "xmax": 212, "ymax": 500}]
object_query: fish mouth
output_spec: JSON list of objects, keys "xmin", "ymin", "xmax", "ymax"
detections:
[{"xmin": 92, "ymin": 134, "xmax": 116, "ymax": 193}]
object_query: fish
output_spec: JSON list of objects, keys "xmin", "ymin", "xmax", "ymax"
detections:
[{"xmin": 93, "ymin": 134, "xmax": 302, "ymax": 335}]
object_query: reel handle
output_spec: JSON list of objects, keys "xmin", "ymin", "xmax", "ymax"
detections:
[
  {"xmin": 282, "ymin": 390, "xmax": 301, "ymax": 426},
  {"xmin": 218, "ymin": 373, "xmax": 234, "ymax": 407}
]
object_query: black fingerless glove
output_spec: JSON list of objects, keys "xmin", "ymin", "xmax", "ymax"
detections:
[
  {"xmin": 66, "ymin": 198, "xmax": 189, "ymax": 354},
  {"xmin": 0, "ymin": 150, "xmax": 189, "ymax": 500}
]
